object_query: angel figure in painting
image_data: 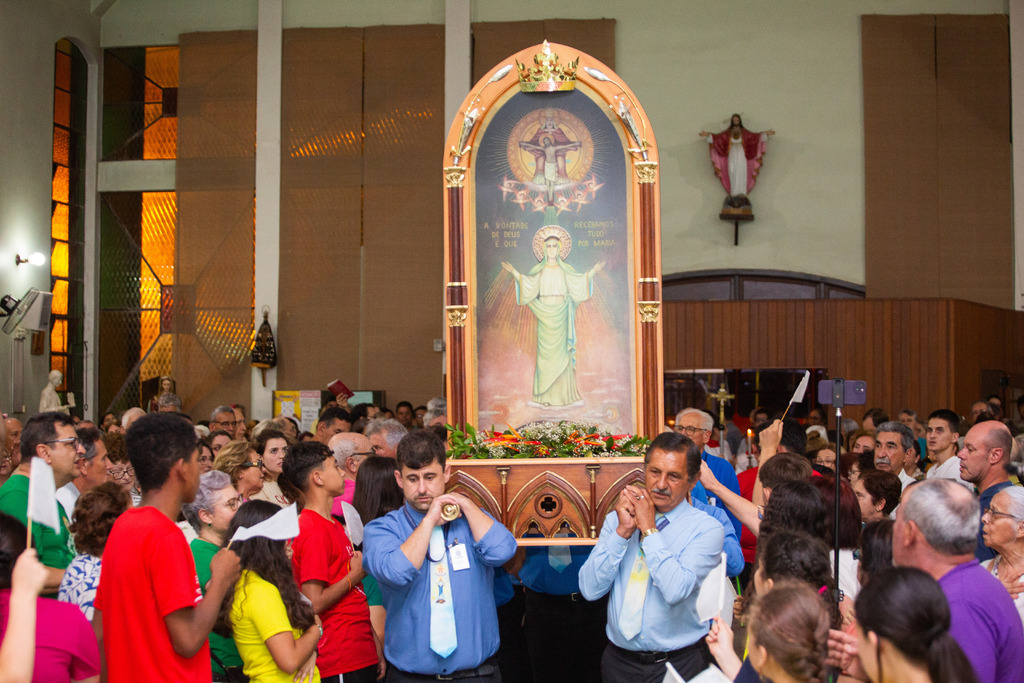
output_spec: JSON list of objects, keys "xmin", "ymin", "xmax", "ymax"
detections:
[
  {"xmin": 700, "ymin": 114, "xmax": 774, "ymax": 210},
  {"xmin": 500, "ymin": 226, "xmax": 604, "ymax": 408}
]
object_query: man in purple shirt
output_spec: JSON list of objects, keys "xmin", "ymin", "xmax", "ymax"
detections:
[{"xmin": 893, "ymin": 478, "xmax": 1024, "ymax": 683}]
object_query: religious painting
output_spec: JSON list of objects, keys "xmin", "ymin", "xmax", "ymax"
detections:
[
  {"xmin": 472, "ymin": 91, "xmax": 633, "ymax": 432},
  {"xmin": 442, "ymin": 42, "xmax": 664, "ymax": 438}
]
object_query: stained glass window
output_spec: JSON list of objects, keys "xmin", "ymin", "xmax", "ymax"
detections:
[
  {"xmin": 50, "ymin": 39, "xmax": 86, "ymax": 402},
  {"xmin": 103, "ymin": 46, "xmax": 178, "ymax": 161}
]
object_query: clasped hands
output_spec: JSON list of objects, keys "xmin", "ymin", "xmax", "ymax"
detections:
[
  {"xmin": 425, "ymin": 491, "xmax": 477, "ymax": 527},
  {"xmin": 615, "ymin": 484, "xmax": 656, "ymax": 539}
]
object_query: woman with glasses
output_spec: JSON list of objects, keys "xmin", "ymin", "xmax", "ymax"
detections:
[
  {"xmin": 183, "ymin": 470, "xmax": 246, "ymax": 682},
  {"xmin": 982, "ymin": 486, "xmax": 1024, "ymax": 624},
  {"xmin": 197, "ymin": 440, "xmax": 215, "ymax": 475},
  {"xmin": 214, "ymin": 440, "xmax": 265, "ymax": 501},
  {"xmin": 251, "ymin": 429, "xmax": 291, "ymax": 508},
  {"xmin": 102, "ymin": 431, "xmax": 140, "ymax": 506}
]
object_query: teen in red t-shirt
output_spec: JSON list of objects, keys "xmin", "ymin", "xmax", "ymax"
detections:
[
  {"xmin": 282, "ymin": 441, "xmax": 380, "ymax": 683},
  {"xmin": 94, "ymin": 414, "xmax": 240, "ymax": 683}
]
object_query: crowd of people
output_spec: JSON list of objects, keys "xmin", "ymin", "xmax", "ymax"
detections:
[{"xmin": 0, "ymin": 392, "xmax": 1023, "ymax": 683}]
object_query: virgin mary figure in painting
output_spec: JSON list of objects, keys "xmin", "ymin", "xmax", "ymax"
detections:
[{"xmin": 501, "ymin": 226, "xmax": 604, "ymax": 408}]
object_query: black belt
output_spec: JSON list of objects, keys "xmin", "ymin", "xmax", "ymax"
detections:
[
  {"xmin": 610, "ymin": 640, "xmax": 703, "ymax": 665},
  {"xmin": 395, "ymin": 655, "xmax": 499, "ymax": 680},
  {"xmin": 524, "ymin": 587, "xmax": 588, "ymax": 602}
]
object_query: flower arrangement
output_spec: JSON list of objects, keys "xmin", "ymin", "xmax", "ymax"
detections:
[{"xmin": 446, "ymin": 420, "xmax": 649, "ymax": 459}]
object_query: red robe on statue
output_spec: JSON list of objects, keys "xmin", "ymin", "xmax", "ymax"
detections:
[{"xmin": 708, "ymin": 127, "xmax": 768, "ymax": 196}]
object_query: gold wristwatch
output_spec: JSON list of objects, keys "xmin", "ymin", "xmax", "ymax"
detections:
[{"xmin": 641, "ymin": 527, "xmax": 659, "ymax": 540}]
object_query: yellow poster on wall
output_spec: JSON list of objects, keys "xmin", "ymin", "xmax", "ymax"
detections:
[{"xmin": 272, "ymin": 390, "xmax": 321, "ymax": 433}]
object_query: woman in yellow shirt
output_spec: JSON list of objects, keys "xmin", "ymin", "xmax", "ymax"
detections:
[{"xmin": 221, "ymin": 500, "xmax": 322, "ymax": 683}]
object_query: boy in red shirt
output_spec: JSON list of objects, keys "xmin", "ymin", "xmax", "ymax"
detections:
[
  {"xmin": 282, "ymin": 440, "xmax": 381, "ymax": 683},
  {"xmin": 94, "ymin": 413, "xmax": 240, "ymax": 682}
]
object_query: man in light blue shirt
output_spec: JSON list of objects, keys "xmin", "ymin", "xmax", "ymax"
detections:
[
  {"xmin": 580, "ymin": 431, "xmax": 724, "ymax": 682},
  {"xmin": 363, "ymin": 431, "xmax": 517, "ymax": 681}
]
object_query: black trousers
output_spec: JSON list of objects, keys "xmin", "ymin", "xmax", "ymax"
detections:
[
  {"xmin": 385, "ymin": 657, "xmax": 501, "ymax": 683},
  {"xmin": 497, "ymin": 586, "xmax": 533, "ymax": 683},
  {"xmin": 600, "ymin": 640, "xmax": 712, "ymax": 683},
  {"xmin": 523, "ymin": 589, "xmax": 607, "ymax": 683},
  {"xmin": 322, "ymin": 663, "xmax": 377, "ymax": 683}
]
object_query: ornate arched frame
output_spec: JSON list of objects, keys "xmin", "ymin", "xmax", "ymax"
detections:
[{"xmin": 442, "ymin": 42, "xmax": 663, "ymax": 438}]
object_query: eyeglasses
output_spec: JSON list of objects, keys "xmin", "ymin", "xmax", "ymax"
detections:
[
  {"xmin": 215, "ymin": 494, "xmax": 244, "ymax": 511},
  {"xmin": 982, "ymin": 506, "xmax": 1019, "ymax": 521},
  {"xmin": 45, "ymin": 436, "xmax": 82, "ymax": 449},
  {"xmin": 352, "ymin": 451, "xmax": 375, "ymax": 457},
  {"xmin": 673, "ymin": 425, "xmax": 709, "ymax": 436},
  {"xmin": 107, "ymin": 466, "xmax": 134, "ymax": 480},
  {"xmin": 240, "ymin": 459, "xmax": 264, "ymax": 469},
  {"xmin": 214, "ymin": 419, "xmax": 240, "ymax": 428}
]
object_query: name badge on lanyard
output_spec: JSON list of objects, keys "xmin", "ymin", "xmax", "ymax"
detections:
[{"xmin": 450, "ymin": 540, "xmax": 470, "ymax": 571}]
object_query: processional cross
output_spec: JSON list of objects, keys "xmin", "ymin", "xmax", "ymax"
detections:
[{"xmin": 710, "ymin": 384, "xmax": 735, "ymax": 430}]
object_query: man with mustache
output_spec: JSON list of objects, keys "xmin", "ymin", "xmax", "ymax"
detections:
[
  {"xmin": 580, "ymin": 432, "xmax": 724, "ymax": 681},
  {"xmin": 873, "ymin": 421, "xmax": 917, "ymax": 491}
]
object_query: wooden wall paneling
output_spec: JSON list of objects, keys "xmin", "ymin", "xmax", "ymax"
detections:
[
  {"xmin": 277, "ymin": 28, "xmax": 363, "ymax": 391},
  {"xmin": 935, "ymin": 16, "xmax": 1012, "ymax": 309},
  {"xmin": 471, "ymin": 20, "xmax": 616, "ymax": 85},
  {"xmin": 175, "ymin": 31, "xmax": 257, "ymax": 420},
  {"xmin": 542, "ymin": 20, "xmax": 615, "ymax": 71},
  {"xmin": 360, "ymin": 25, "xmax": 445, "ymax": 405},
  {"xmin": 662, "ymin": 299, "xmax": 1024, "ymax": 423},
  {"xmin": 471, "ymin": 22, "xmax": 543, "ymax": 84},
  {"xmin": 862, "ymin": 16, "xmax": 939, "ymax": 299}
]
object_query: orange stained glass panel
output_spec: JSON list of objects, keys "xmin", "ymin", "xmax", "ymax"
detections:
[
  {"xmin": 53, "ymin": 89, "xmax": 70, "ymax": 128},
  {"xmin": 144, "ymin": 102, "xmax": 162, "ymax": 127},
  {"xmin": 144, "ymin": 80, "xmax": 162, "ymax": 104},
  {"xmin": 55, "ymin": 50, "xmax": 71, "ymax": 90},
  {"xmin": 52, "ymin": 166, "xmax": 69, "ymax": 203},
  {"xmin": 50, "ymin": 355, "xmax": 67, "ymax": 383},
  {"xmin": 51, "ymin": 318, "xmax": 67, "ymax": 354},
  {"xmin": 51, "ymin": 203, "xmax": 69, "ymax": 241},
  {"xmin": 139, "ymin": 310, "xmax": 160, "ymax": 361},
  {"xmin": 146, "ymin": 46, "xmax": 179, "ymax": 88},
  {"xmin": 53, "ymin": 127, "xmax": 69, "ymax": 165},
  {"xmin": 51, "ymin": 241, "xmax": 69, "ymax": 278},
  {"xmin": 144, "ymin": 117, "xmax": 177, "ymax": 160},
  {"xmin": 141, "ymin": 191, "xmax": 177, "ymax": 284},
  {"xmin": 50, "ymin": 280, "xmax": 69, "ymax": 316}
]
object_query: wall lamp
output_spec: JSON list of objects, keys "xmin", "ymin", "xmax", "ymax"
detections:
[{"xmin": 15, "ymin": 252, "xmax": 45, "ymax": 267}]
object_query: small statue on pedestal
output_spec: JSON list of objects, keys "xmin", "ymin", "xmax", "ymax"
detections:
[
  {"xmin": 700, "ymin": 114, "xmax": 774, "ymax": 244},
  {"xmin": 39, "ymin": 370, "xmax": 75, "ymax": 414}
]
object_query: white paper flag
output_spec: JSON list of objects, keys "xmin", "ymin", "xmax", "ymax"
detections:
[
  {"xmin": 669, "ymin": 662, "xmax": 732, "ymax": 683},
  {"xmin": 789, "ymin": 370, "xmax": 810, "ymax": 405},
  {"xmin": 695, "ymin": 552, "xmax": 734, "ymax": 626},
  {"xmin": 229, "ymin": 503, "xmax": 300, "ymax": 543},
  {"xmin": 339, "ymin": 501, "xmax": 364, "ymax": 546},
  {"xmin": 27, "ymin": 458, "xmax": 60, "ymax": 532}
]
